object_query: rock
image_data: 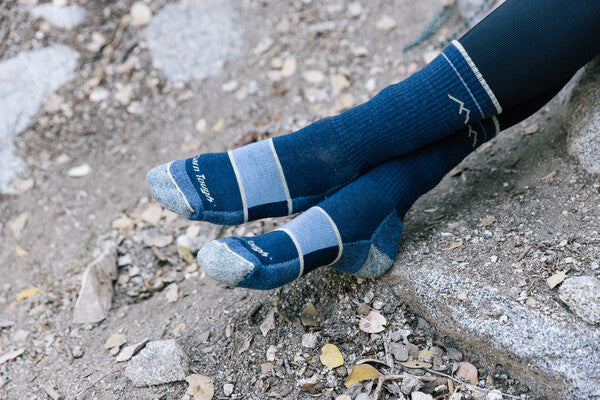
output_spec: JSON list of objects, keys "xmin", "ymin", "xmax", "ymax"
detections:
[
  {"xmin": 223, "ymin": 383, "xmax": 234, "ymax": 396},
  {"xmin": 266, "ymin": 345, "xmax": 277, "ymax": 362},
  {"xmin": 125, "ymin": 340, "xmax": 189, "ymax": 386},
  {"xmin": 11, "ymin": 178, "xmax": 35, "ymax": 193},
  {"xmin": 73, "ymin": 241, "xmax": 118, "ymax": 324},
  {"xmin": 566, "ymin": 55, "xmax": 600, "ymax": 174},
  {"xmin": 43, "ymin": 384, "xmax": 62, "ymax": 400},
  {"xmin": 0, "ymin": 45, "xmax": 79, "ymax": 193},
  {"xmin": 86, "ymin": 32, "xmax": 106, "ymax": 53},
  {"xmin": 89, "ymin": 87, "xmax": 110, "ymax": 102},
  {"xmin": 485, "ymin": 390, "xmax": 503, "ymax": 400},
  {"xmin": 114, "ymin": 84, "xmax": 134, "ymax": 106},
  {"xmin": 130, "ymin": 1, "xmax": 152, "ymax": 26},
  {"xmin": 375, "ymin": 16, "xmax": 397, "ymax": 31},
  {"xmin": 144, "ymin": 0, "xmax": 242, "ymax": 81},
  {"xmin": 280, "ymin": 56, "xmax": 297, "ymax": 79},
  {"xmin": 390, "ymin": 342, "xmax": 409, "ymax": 362},
  {"xmin": 0, "ymin": 349, "xmax": 25, "ymax": 365},
  {"xmin": 30, "ymin": 3, "xmax": 86, "ymax": 29},
  {"xmin": 302, "ymin": 70, "xmax": 325, "ymax": 84},
  {"xmin": 140, "ymin": 204, "xmax": 162, "ymax": 225},
  {"xmin": 558, "ymin": 276, "xmax": 600, "ymax": 324},
  {"xmin": 164, "ymin": 283, "xmax": 179, "ymax": 303},
  {"xmin": 116, "ymin": 339, "xmax": 149, "ymax": 362},
  {"xmin": 401, "ymin": 375, "xmax": 423, "ymax": 395},
  {"xmin": 144, "ymin": 235, "xmax": 174, "ymax": 248},
  {"xmin": 8, "ymin": 213, "xmax": 29, "ymax": 237},
  {"xmin": 301, "ymin": 333, "xmax": 319, "ymax": 349},
  {"xmin": 390, "ymin": 260, "xmax": 600, "ymax": 399},
  {"xmin": 72, "ymin": 346, "xmax": 84, "ymax": 358},
  {"xmin": 347, "ymin": 2, "xmax": 363, "ymax": 18},
  {"xmin": 67, "ymin": 164, "xmax": 91, "ymax": 177},
  {"xmin": 411, "ymin": 392, "xmax": 433, "ymax": 400}
]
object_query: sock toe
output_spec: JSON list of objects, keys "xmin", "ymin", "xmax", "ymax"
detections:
[
  {"xmin": 197, "ymin": 240, "xmax": 255, "ymax": 287},
  {"xmin": 147, "ymin": 162, "xmax": 195, "ymax": 219}
]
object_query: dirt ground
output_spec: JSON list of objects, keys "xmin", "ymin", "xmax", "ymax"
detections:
[{"xmin": 1, "ymin": 0, "xmax": 597, "ymax": 399}]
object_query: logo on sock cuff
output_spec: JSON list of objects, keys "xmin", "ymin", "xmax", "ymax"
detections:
[
  {"xmin": 448, "ymin": 94, "xmax": 471, "ymax": 124},
  {"xmin": 192, "ymin": 157, "xmax": 214, "ymax": 203}
]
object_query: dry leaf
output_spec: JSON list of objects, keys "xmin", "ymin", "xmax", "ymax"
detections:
[
  {"xmin": 359, "ymin": 310, "xmax": 387, "ymax": 333},
  {"xmin": 178, "ymin": 245, "xmax": 195, "ymax": 264},
  {"xmin": 16, "ymin": 287, "xmax": 39, "ymax": 301},
  {"xmin": 546, "ymin": 271, "xmax": 567, "ymax": 289},
  {"xmin": 104, "ymin": 333, "xmax": 126, "ymax": 350},
  {"xmin": 442, "ymin": 240, "xmax": 463, "ymax": 251},
  {"xmin": 15, "ymin": 245, "xmax": 26, "ymax": 256},
  {"xmin": 208, "ymin": 118, "xmax": 225, "ymax": 135},
  {"xmin": 456, "ymin": 361, "xmax": 478, "ymax": 385},
  {"xmin": 301, "ymin": 302, "xmax": 322, "ymax": 327},
  {"xmin": 172, "ymin": 323, "xmax": 186, "ymax": 337},
  {"xmin": 186, "ymin": 374, "xmax": 214, "ymax": 400},
  {"xmin": 8, "ymin": 213, "xmax": 29, "ymax": 237},
  {"xmin": 260, "ymin": 308, "xmax": 276, "ymax": 336},
  {"xmin": 111, "ymin": 216, "xmax": 134, "ymax": 230},
  {"xmin": 418, "ymin": 348, "xmax": 435, "ymax": 361},
  {"xmin": 344, "ymin": 364, "xmax": 381, "ymax": 387},
  {"xmin": 481, "ymin": 216, "xmax": 496, "ymax": 226},
  {"xmin": 237, "ymin": 335, "xmax": 252, "ymax": 354},
  {"xmin": 521, "ymin": 123, "xmax": 539, "ymax": 135},
  {"xmin": 320, "ymin": 344, "xmax": 344, "ymax": 370},
  {"xmin": 401, "ymin": 361, "xmax": 432, "ymax": 369}
]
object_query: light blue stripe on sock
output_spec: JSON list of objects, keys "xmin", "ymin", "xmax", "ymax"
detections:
[
  {"xmin": 283, "ymin": 207, "xmax": 340, "ymax": 256},
  {"xmin": 231, "ymin": 139, "xmax": 289, "ymax": 209}
]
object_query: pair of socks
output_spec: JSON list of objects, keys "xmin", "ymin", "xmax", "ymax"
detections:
[
  {"xmin": 147, "ymin": 40, "xmax": 502, "ymax": 226},
  {"xmin": 147, "ymin": 0, "xmax": 600, "ymax": 289}
]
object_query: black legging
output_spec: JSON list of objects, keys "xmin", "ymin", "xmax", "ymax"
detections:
[{"xmin": 460, "ymin": 0, "xmax": 600, "ymax": 110}]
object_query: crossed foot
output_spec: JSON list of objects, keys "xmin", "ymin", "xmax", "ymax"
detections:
[
  {"xmin": 147, "ymin": 114, "xmax": 500, "ymax": 290},
  {"xmin": 146, "ymin": 42, "xmax": 503, "ymax": 290}
]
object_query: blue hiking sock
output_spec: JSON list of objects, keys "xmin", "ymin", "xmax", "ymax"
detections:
[
  {"xmin": 147, "ymin": 40, "xmax": 501, "ymax": 225},
  {"xmin": 197, "ymin": 117, "xmax": 500, "ymax": 290}
]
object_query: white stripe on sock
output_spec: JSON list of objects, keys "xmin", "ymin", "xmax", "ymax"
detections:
[
  {"xmin": 278, "ymin": 227, "xmax": 305, "ymax": 279},
  {"xmin": 451, "ymin": 40, "xmax": 503, "ymax": 114},
  {"xmin": 166, "ymin": 162, "xmax": 195, "ymax": 213},
  {"xmin": 492, "ymin": 115, "xmax": 500, "ymax": 135},
  {"xmin": 228, "ymin": 150, "xmax": 248, "ymax": 223},
  {"xmin": 314, "ymin": 206, "xmax": 343, "ymax": 266},
  {"xmin": 269, "ymin": 138, "xmax": 293, "ymax": 215}
]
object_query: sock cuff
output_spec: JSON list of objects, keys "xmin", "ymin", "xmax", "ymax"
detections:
[{"xmin": 451, "ymin": 40, "xmax": 503, "ymax": 115}]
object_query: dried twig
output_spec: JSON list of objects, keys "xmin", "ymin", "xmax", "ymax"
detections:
[
  {"xmin": 424, "ymin": 368, "xmax": 521, "ymax": 399},
  {"xmin": 372, "ymin": 373, "xmax": 437, "ymax": 400},
  {"xmin": 71, "ymin": 365, "xmax": 127, "ymax": 399}
]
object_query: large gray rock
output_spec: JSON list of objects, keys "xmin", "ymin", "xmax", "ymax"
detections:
[
  {"xmin": 559, "ymin": 276, "xmax": 600, "ymax": 325},
  {"xmin": 0, "ymin": 45, "xmax": 79, "ymax": 193},
  {"xmin": 144, "ymin": 0, "xmax": 242, "ymax": 81},
  {"xmin": 72, "ymin": 241, "xmax": 118, "ymax": 324},
  {"xmin": 125, "ymin": 340, "xmax": 189, "ymax": 387},
  {"xmin": 390, "ymin": 266, "xmax": 600, "ymax": 400},
  {"xmin": 566, "ymin": 55, "xmax": 600, "ymax": 175}
]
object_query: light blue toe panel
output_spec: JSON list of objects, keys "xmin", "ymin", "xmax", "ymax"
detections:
[{"xmin": 146, "ymin": 162, "xmax": 195, "ymax": 219}]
